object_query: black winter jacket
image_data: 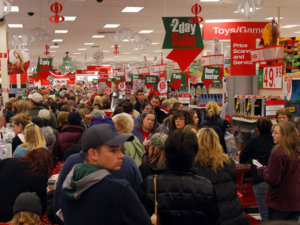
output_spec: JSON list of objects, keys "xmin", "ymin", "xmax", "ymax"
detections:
[
  {"xmin": 240, "ymin": 133, "xmax": 274, "ymax": 184},
  {"xmin": 194, "ymin": 159, "xmax": 249, "ymax": 225},
  {"xmin": 200, "ymin": 115, "xmax": 229, "ymax": 153},
  {"xmin": 141, "ymin": 170, "xmax": 219, "ymax": 225}
]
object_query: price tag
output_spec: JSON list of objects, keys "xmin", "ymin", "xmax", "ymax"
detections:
[{"xmin": 258, "ymin": 65, "xmax": 283, "ymax": 89}]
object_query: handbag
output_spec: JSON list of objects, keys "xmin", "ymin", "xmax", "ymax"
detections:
[{"xmin": 151, "ymin": 174, "xmax": 161, "ymax": 225}]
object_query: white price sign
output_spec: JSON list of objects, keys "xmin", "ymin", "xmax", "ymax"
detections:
[{"xmin": 259, "ymin": 65, "xmax": 283, "ymax": 89}]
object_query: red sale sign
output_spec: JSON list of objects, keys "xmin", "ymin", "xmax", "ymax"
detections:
[
  {"xmin": 231, "ymin": 33, "xmax": 256, "ymax": 76},
  {"xmin": 203, "ymin": 22, "xmax": 267, "ymax": 40}
]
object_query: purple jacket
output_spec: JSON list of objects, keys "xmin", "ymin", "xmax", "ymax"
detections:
[
  {"xmin": 132, "ymin": 127, "xmax": 153, "ymax": 145},
  {"xmin": 53, "ymin": 125, "xmax": 84, "ymax": 161},
  {"xmin": 258, "ymin": 148, "xmax": 300, "ymax": 211}
]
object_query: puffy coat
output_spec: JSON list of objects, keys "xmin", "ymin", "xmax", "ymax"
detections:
[
  {"xmin": 194, "ymin": 159, "xmax": 249, "ymax": 225},
  {"xmin": 123, "ymin": 135, "xmax": 145, "ymax": 166},
  {"xmin": 141, "ymin": 170, "xmax": 219, "ymax": 225},
  {"xmin": 53, "ymin": 125, "xmax": 84, "ymax": 161}
]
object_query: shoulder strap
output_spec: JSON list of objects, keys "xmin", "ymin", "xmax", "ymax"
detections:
[{"xmin": 154, "ymin": 174, "xmax": 158, "ymax": 215}]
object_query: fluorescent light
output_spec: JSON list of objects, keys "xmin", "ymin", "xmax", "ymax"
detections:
[
  {"xmin": 205, "ymin": 19, "xmax": 238, "ymax": 23},
  {"xmin": 265, "ymin": 17, "xmax": 284, "ymax": 20},
  {"xmin": 8, "ymin": 24, "xmax": 23, "ymax": 28},
  {"xmin": 50, "ymin": 46, "xmax": 59, "ymax": 48},
  {"xmin": 234, "ymin": 8, "xmax": 261, "ymax": 13},
  {"xmin": 200, "ymin": 0, "xmax": 220, "ymax": 2},
  {"xmin": 281, "ymin": 25, "xmax": 300, "ymax": 29},
  {"xmin": 111, "ymin": 45, "xmax": 121, "ymax": 48},
  {"xmin": 73, "ymin": 53, "xmax": 81, "ymax": 55},
  {"xmin": 64, "ymin": 16, "xmax": 77, "ymax": 21},
  {"xmin": 23, "ymin": 49, "xmax": 29, "ymax": 51},
  {"xmin": 122, "ymin": 39, "xmax": 130, "ymax": 42},
  {"xmin": 92, "ymin": 35, "xmax": 105, "ymax": 38},
  {"xmin": 138, "ymin": 30, "xmax": 154, "ymax": 34},
  {"xmin": 154, "ymin": 50, "xmax": 163, "ymax": 52},
  {"xmin": 78, "ymin": 48, "xmax": 87, "ymax": 51},
  {"xmin": 133, "ymin": 48, "xmax": 139, "ymax": 50},
  {"xmin": 49, "ymin": 50, "xmax": 56, "ymax": 53},
  {"xmin": 4, "ymin": 6, "xmax": 19, "ymax": 12},
  {"xmin": 142, "ymin": 54, "xmax": 149, "ymax": 56},
  {"xmin": 102, "ymin": 50, "xmax": 110, "ymax": 53},
  {"xmin": 52, "ymin": 39, "xmax": 63, "ymax": 42},
  {"xmin": 104, "ymin": 24, "xmax": 120, "ymax": 28},
  {"xmin": 55, "ymin": 30, "xmax": 68, "ymax": 34},
  {"xmin": 121, "ymin": 7, "xmax": 144, "ymax": 13},
  {"xmin": 152, "ymin": 42, "xmax": 160, "ymax": 45},
  {"xmin": 84, "ymin": 42, "xmax": 95, "ymax": 45}
]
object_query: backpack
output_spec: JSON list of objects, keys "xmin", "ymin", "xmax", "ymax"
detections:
[{"xmin": 63, "ymin": 133, "xmax": 82, "ymax": 161}]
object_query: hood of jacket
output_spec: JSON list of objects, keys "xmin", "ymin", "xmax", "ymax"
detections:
[
  {"xmin": 125, "ymin": 135, "xmax": 145, "ymax": 158},
  {"xmin": 62, "ymin": 125, "xmax": 85, "ymax": 133},
  {"xmin": 62, "ymin": 163, "xmax": 110, "ymax": 201}
]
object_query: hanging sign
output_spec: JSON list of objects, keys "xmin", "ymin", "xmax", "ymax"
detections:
[
  {"xmin": 251, "ymin": 46, "xmax": 284, "ymax": 63},
  {"xmin": 202, "ymin": 67, "xmax": 223, "ymax": 88},
  {"xmin": 37, "ymin": 58, "xmax": 53, "ymax": 71},
  {"xmin": 114, "ymin": 76, "xmax": 123, "ymax": 85},
  {"xmin": 162, "ymin": 17, "xmax": 203, "ymax": 49},
  {"xmin": 131, "ymin": 74, "xmax": 142, "ymax": 82},
  {"xmin": 152, "ymin": 64, "xmax": 167, "ymax": 73},
  {"xmin": 76, "ymin": 80, "xmax": 84, "ymax": 85},
  {"xmin": 118, "ymin": 82, "xmax": 126, "ymax": 91},
  {"xmin": 137, "ymin": 67, "xmax": 150, "ymax": 75},
  {"xmin": 258, "ymin": 64, "xmax": 283, "ymax": 89},
  {"xmin": 93, "ymin": 78, "xmax": 99, "ymax": 84},
  {"xmin": 144, "ymin": 75, "xmax": 158, "ymax": 85},
  {"xmin": 231, "ymin": 33, "xmax": 256, "ymax": 76},
  {"xmin": 203, "ymin": 22, "xmax": 268, "ymax": 40},
  {"xmin": 170, "ymin": 73, "xmax": 188, "ymax": 90},
  {"xmin": 201, "ymin": 55, "xmax": 224, "ymax": 67},
  {"xmin": 158, "ymin": 80, "xmax": 167, "ymax": 95}
]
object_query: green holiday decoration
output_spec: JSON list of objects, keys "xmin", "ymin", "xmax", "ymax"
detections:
[
  {"xmin": 36, "ymin": 58, "xmax": 53, "ymax": 71},
  {"xmin": 162, "ymin": 17, "xmax": 203, "ymax": 49},
  {"xmin": 59, "ymin": 52, "xmax": 76, "ymax": 72}
]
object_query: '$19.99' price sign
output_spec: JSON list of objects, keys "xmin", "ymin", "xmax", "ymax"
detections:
[{"xmin": 258, "ymin": 65, "xmax": 283, "ymax": 89}]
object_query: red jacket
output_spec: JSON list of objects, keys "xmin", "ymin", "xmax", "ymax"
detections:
[
  {"xmin": 53, "ymin": 125, "xmax": 84, "ymax": 161},
  {"xmin": 258, "ymin": 148, "xmax": 300, "ymax": 211}
]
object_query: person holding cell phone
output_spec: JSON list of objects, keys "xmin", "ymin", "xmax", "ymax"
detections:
[{"xmin": 256, "ymin": 121, "xmax": 300, "ymax": 221}]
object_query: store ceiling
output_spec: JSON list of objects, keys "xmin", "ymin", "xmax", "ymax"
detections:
[{"xmin": 3, "ymin": 0, "xmax": 300, "ymax": 68}]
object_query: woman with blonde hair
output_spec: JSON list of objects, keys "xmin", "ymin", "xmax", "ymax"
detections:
[
  {"xmin": 200, "ymin": 101, "xmax": 229, "ymax": 153},
  {"xmin": 56, "ymin": 111, "xmax": 70, "ymax": 132},
  {"xmin": 11, "ymin": 114, "xmax": 31, "ymax": 153},
  {"xmin": 194, "ymin": 128, "xmax": 248, "ymax": 225},
  {"xmin": 13, "ymin": 123, "xmax": 46, "ymax": 158},
  {"xmin": 16, "ymin": 99, "xmax": 31, "ymax": 115},
  {"xmin": 257, "ymin": 121, "xmax": 300, "ymax": 221},
  {"xmin": 112, "ymin": 112, "xmax": 145, "ymax": 166},
  {"xmin": 93, "ymin": 95, "xmax": 103, "ymax": 109}
]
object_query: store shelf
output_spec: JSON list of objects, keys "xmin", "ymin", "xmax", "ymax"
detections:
[
  {"xmin": 189, "ymin": 105, "xmax": 206, "ymax": 109},
  {"xmin": 232, "ymin": 117, "xmax": 257, "ymax": 123}
]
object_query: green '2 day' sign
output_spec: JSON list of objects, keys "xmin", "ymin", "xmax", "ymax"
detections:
[{"xmin": 162, "ymin": 17, "xmax": 203, "ymax": 49}]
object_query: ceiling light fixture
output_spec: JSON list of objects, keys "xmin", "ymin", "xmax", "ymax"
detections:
[
  {"xmin": 121, "ymin": 7, "xmax": 144, "ymax": 13},
  {"xmin": 265, "ymin": 17, "xmax": 284, "ymax": 20},
  {"xmin": 55, "ymin": 30, "xmax": 68, "ymax": 33},
  {"xmin": 102, "ymin": 50, "xmax": 110, "ymax": 53},
  {"xmin": 50, "ymin": 46, "xmax": 59, "ymax": 48},
  {"xmin": 281, "ymin": 25, "xmax": 300, "ymax": 29},
  {"xmin": 78, "ymin": 48, "xmax": 87, "ymax": 50},
  {"xmin": 204, "ymin": 19, "xmax": 238, "ymax": 23},
  {"xmin": 152, "ymin": 42, "xmax": 160, "ymax": 45},
  {"xmin": 8, "ymin": 24, "xmax": 23, "ymax": 28},
  {"xmin": 52, "ymin": 39, "xmax": 63, "ymax": 42},
  {"xmin": 84, "ymin": 42, "xmax": 95, "ymax": 45},
  {"xmin": 138, "ymin": 30, "xmax": 154, "ymax": 34},
  {"xmin": 73, "ymin": 53, "xmax": 81, "ymax": 54},
  {"xmin": 92, "ymin": 35, "xmax": 105, "ymax": 38},
  {"xmin": 64, "ymin": 16, "xmax": 77, "ymax": 21},
  {"xmin": 4, "ymin": 6, "xmax": 19, "ymax": 12},
  {"xmin": 104, "ymin": 24, "xmax": 120, "ymax": 28}
]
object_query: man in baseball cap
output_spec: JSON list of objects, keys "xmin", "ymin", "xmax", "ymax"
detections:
[{"xmin": 61, "ymin": 124, "xmax": 151, "ymax": 225}]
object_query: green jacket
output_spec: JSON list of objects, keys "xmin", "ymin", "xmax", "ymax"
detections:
[
  {"xmin": 123, "ymin": 135, "xmax": 145, "ymax": 167},
  {"xmin": 29, "ymin": 106, "xmax": 58, "ymax": 129}
]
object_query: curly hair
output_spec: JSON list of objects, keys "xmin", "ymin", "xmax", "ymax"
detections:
[
  {"xmin": 206, "ymin": 101, "xmax": 221, "ymax": 117},
  {"xmin": 10, "ymin": 211, "xmax": 41, "ymax": 225},
  {"xmin": 57, "ymin": 111, "xmax": 70, "ymax": 127},
  {"xmin": 169, "ymin": 110, "xmax": 193, "ymax": 131},
  {"xmin": 112, "ymin": 112, "xmax": 134, "ymax": 134}
]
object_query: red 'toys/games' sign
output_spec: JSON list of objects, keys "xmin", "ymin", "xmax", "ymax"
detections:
[
  {"xmin": 231, "ymin": 33, "xmax": 256, "ymax": 76},
  {"xmin": 203, "ymin": 22, "xmax": 267, "ymax": 40}
]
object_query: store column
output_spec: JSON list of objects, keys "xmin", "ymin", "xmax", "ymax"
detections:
[{"xmin": 0, "ymin": 21, "xmax": 9, "ymax": 104}]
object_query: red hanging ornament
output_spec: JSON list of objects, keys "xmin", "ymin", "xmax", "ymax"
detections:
[
  {"xmin": 189, "ymin": 4, "xmax": 203, "ymax": 24},
  {"xmin": 49, "ymin": 1, "xmax": 64, "ymax": 24},
  {"xmin": 44, "ymin": 45, "xmax": 50, "ymax": 56},
  {"xmin": 113, "ymin": 44, "xmax": 119, "ymax": 55}
]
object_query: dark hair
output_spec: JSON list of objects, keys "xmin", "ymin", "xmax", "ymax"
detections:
[
  {"xmin": 135, "ymin": 89, "xmax": 144, "ymax": 96},
  {"xmin": 60, "ymin": 105, "xmax": 71, "ymax": 112},
  {"xmin": 256, "ymin": 117, "xmax": 272, "ymax": 135},
  {"xmin": 173, "ymin": 102, "xmax": 183, "ymax": 109},
  {"xmin": 122, "ymin": 102, "xmax": 134, "ymax": 114},
  {"xmin": 19, "ymin": 148, "xmax": 53, "ymax": 179},
  {"xmin": 141, "ymin": 101, "xmax": 152, "ymax": 111},
  {"xmin": 50, "ymin": 102, "xmax": 58, "ymax": 113},
  {"xmin": 5, "ymin": 101, "xmax": 13, "ymax": 111},
  {"xmin": 263, "ymin": 221, "xmax": 298, "ymax": 225},
  {"xmin": 32, "ymin": 116, "xmax": 48, "ymax": 127},
  {"xmin": 276, "ymin": 108, "xmax": 292, "ymax": 121},
  {"xmin": 102, "ymin": 98, "xmax": 111, "ymax": 110},
  {"xmin": 150, "ymin": 95, "xmax": 160, "ymax": 101},
  {"xmin": 169, "ymin": 110, "xmax": 193, "ymax": 131},
  {"xmin": 137, "ymin": 110, "xmax": 157, "ymax": 132},
  {"xmin": 165, "ymin": 130, "xmax": 198, "ymax": 171}
]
